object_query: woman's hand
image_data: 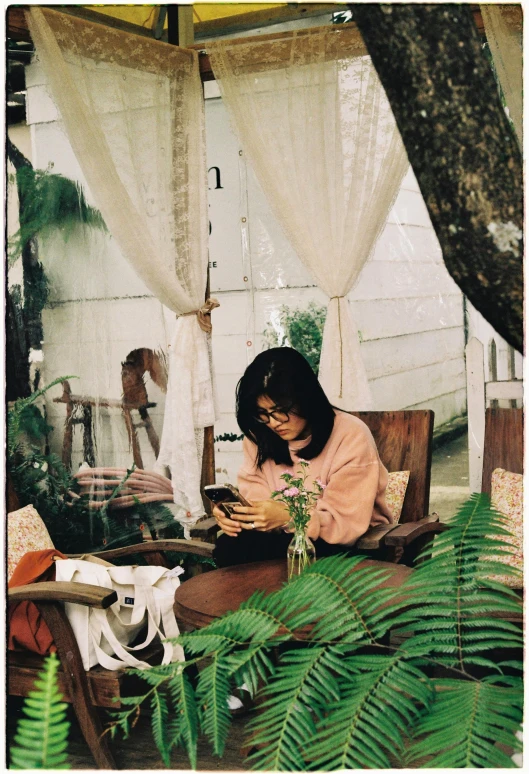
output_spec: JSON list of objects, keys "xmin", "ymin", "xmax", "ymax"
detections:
[
  {"xmin": 231, "ymin": 500, "xmax": 290, "ymax": 532},
  {"xmin": 212, "ymin": 504, "xmax": 242, "ymax": 537}
]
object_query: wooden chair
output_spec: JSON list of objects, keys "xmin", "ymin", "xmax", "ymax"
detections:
[
  {"xmin": 193, "ymin": 410, "xmax": 445, "ymax": 567},
  {"xmin": 8, "ymin": 538, "xmax": 214, "ymax": 769},
  {"xmin": 54, "ymin": 379, "xmax": 160, "ymax": 471},
  {"xmin": 482, "ymin": 407, "xmax": 523, "ymax": 495}
]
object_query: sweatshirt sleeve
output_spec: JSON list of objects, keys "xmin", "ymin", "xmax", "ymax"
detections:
[
  {"xmin": 306, "ymin": 425, "xmax": 390, "ymax": 546},
  {"xmin": 237, "ymin": 437, "xmax": 272, "ymax": 503}
]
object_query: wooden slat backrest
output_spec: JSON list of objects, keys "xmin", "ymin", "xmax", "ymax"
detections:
[
  {"xmin": 481, "ymin": 408, "xmax": 523, "ymax": 495},
  {"xmin": 348, "ymin": 410, "xmax": 434, "ymax": 523}
]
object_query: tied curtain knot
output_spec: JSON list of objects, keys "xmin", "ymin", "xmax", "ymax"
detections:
[{"xmin": 179, "ymin": 297, "xmax": 220, "ymax": 333}]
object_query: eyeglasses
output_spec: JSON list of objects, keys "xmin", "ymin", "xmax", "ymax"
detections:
[{"xmin": 254, "ymin": 403, "xmax": 294, "ymax": 425}]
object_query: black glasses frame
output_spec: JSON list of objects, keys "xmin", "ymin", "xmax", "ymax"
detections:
[{"xmin": 254, "ymin": 402, "xmax": 295, "ymax": 425}]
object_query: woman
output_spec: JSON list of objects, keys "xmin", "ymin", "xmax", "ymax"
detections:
[{"xmin": 213, "ymin": 347, "xmax": 393, "ymax": 568}]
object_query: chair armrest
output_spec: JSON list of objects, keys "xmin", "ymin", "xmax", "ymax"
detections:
[
  {"xmin": 76, "ymin": 538, "xmax": 215, "ymax": 563},
  {"xmin": 8, "ymin": 582, "xmax": 117, "ymax": 608},
  {"xmin": 356, "ymin": 523, "xmax": 402, "ymax": 551},
  {"xmin": 384, "ymin": 514, "xmax": 448, "ymax": 547},
  {"xmin": 190, "ymin": 517, "xmax": 218, "ymax": 542}
]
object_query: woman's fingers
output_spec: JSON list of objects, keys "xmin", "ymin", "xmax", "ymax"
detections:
[
  {"xmin": 232, "ymin": 505, "xmax": 258, "ymax": 516},
  {"xmin": 213, "ymin": 505, "xmax": 241, "ymax": 537}
]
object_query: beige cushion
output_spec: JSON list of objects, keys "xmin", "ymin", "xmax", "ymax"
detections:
[
  {"xmin": 7, "ymin": 504, "xmax": 55, "ymax": 581},
  {"xmin": 489, "ymin": 468, "xmax": 523, "ymax": 588},
  {"xmin": 386, "ymin": 471, "xmax": 411, "ymax": 523}
]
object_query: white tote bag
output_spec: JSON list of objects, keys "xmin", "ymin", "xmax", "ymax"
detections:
[{"xmin": 55, "ymin": 558, "xmax": 185, "ymax": 671}]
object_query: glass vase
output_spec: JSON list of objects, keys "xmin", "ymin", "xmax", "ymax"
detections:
[{"xmin": 287, "ymin": 529, "xmax": 316, "ymax": 579}]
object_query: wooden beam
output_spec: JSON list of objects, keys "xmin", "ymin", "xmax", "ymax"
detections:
[
  {"xmin": 193, "ymin": 3, "xmax": 345, "ymax": 39},
  {"xmin": 7, "ymin": 3, "xmax": 484, "ymax": 81},
  {"xmin": 6, "ymin": 5, "xmax": 489, "ymax": 47},
  {"xmin": 178, "ymin": 5, "xmax": 195, "ymax": 47}
]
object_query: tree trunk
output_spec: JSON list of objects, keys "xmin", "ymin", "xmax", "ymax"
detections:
[{"xmin": 352, "ymin": 4, "xmax": 523, "ymax": 353}]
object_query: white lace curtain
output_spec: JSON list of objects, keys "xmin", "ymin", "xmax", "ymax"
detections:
[
  {"xmin": 208, "ymin": 25, "xmax": 408, "ymax": 409},
  {"xmin": 481, "ymin": 4, "xmax": 523, "ymax": 148},
  {"xmin": 27, "ymin": 7, "xmax": 216, "ymax": 528}
]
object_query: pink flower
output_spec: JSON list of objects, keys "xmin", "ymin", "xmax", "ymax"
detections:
[
  {"xmin": 277, "ymin": 482, "xmax": 288, "ymax": 491},
  {"xmin": 315, "ymin": 478, "xmax": 327, "ymax": 489},
  {"xmin": 284, "ymin": 487, "xmax": 300, "ymax": 497}
]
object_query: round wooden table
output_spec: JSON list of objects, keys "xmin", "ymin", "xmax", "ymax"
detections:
[{"xmin": 174, "ymin": 558, "xmax": 413, "ymax": 630}]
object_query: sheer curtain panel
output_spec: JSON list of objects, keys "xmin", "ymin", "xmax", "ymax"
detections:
[
  {"xmin": 27, "ymin": 7, "xmax": 216, "ymax": 530},
  {"xmin": 481, "ymin": 4, "xmax": 523, "ymax": 149},
  {"xmin": 208, "ymin": 25, "xmax": 408, "ymax": 409}
]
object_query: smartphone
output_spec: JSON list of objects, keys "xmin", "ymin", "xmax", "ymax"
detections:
[{"xmin": 203, "ymin": 484, "xmax": 250, "ymax": 519}]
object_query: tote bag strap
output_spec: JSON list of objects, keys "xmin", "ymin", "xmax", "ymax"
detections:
[{"xmin": 89, "ymin": 583, "xmax": 182, "ymax": 669}]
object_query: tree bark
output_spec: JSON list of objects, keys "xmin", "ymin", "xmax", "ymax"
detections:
[{"xmin": 352, "ymin": 4, "xmax": 523, "ymax": 353}]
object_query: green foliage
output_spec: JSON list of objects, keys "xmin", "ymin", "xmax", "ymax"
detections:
[
  {"xmin": 9, "ymin": 166, "xmax": 107, "ymax": 262},
  {"xmin": 112, "ymin": 493, "xmax": 522, "ymax": 769},
  {"xmin": 10, "ymin": 653, "xmax": 70, "ymax": 769},
  {"xmin": 263, "ymin": 302, "xmax": 327, "ymax": 375},
  {"xmin": 214, "ymin": 432, "xmax": 244, "ymax": 443}
]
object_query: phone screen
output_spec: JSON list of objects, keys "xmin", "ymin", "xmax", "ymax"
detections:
[{"xmin": 205, "ymin": 487, "xmax": 237, "ymax": 504}]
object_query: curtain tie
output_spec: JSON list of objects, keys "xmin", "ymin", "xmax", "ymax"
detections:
[{"xmin": 179, "ymin": 298, "xmax": 220, "ymax": 333}]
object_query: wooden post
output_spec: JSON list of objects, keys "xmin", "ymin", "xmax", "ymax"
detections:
[
  {"xmin": 168, "ymin": 2, "xmax": 213, "ymax": 513},
  {"xmin": 488, "ymin": 339, "xmax": 499, "ymax": 409}
]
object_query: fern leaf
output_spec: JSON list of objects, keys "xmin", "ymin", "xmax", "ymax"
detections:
[
  {"xmin": 406, "ymin": 680, "xmax": 523, "ymax": 767},
  {"xmin": 168, "ymin": 667, "xmax": 199, "ymax": 769},
  {"xmin": 397, "ymin": 493, "xmax": 523, "ymax": 671},
  {"xmin": 307, "ymin": 654, "xmax": 431, "ymax": 770},
  {"xmin": 225, "ymin": 645, "xmax": 276, "ymax": 698},
  {"xmin": 10, "ymin": 653, "xmax": 70, "ymax": 769},
  {"xmin": 195, "ymin": 652, "xmax": 232, "ymax": 757},
  {"xmin": 150, "ymin": 689, "xmax": 171, "ymax": 766},
  {"xmin": 247, "ymin": 646, "xmax": 339, "ymax": 771}
]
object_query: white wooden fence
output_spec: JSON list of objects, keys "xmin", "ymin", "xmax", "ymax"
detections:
[{"xmin": 466, "ymin": 336, "xmax": 523, "ymax": 493}]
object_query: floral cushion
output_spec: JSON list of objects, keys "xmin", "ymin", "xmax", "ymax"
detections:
[
  {"xmin": 386, "ymin": 471, "xmax": 410, "ymax": 523},
  {"xmin": 7, "ymin": 504, "xmax": 55, "ymax": 581},
  {"xmin": 489, "ymin": 468, "xmax": 523, "ymax": 588}
]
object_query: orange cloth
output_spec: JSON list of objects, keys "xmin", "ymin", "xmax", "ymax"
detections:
[{"xmin": 8, "ymin": 548, "xmax": 67, "ymax": 655}]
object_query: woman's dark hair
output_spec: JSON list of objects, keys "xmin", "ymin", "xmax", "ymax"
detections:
[{"xmin": 236, "ymin": 347, "xmax": 335, "ymax": 467}]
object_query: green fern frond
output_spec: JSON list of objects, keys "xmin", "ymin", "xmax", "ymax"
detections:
[
  {"xmin": 307, "ymin": 654, "xmax": 432, "ymax": 770},
  {"xmin": 225, "ymin": 646, "xmax": 276, "ymax": 698},
  {"xmin": 397, "ymin": 493, "xmax": 523, "ymax": 669},
  {"xmin": 8, "ymin": 376, "xmax": 77, "ymax": 457},
  {"xmin": 406, "ymin": 679, "xmax": 523, "ymax": 768},
  {"xmin": 150, "ymin": 690, "xmax": 171, "ymax": 766},
  {"xmin": 290, "ymin": 556, "xmax": 409, "ymax": 642},
  {"xmin": 195, "ymin": 652, "xmax": 232, "ymax": 757},
  {"xmin": 10, "ymin": 653, "xmax": 70, "ymax": 769},
  {"xmin": 247, "ymin": 646, "xmax": 344, "ymax": 771},
  {"xmin": 168, "ymin": 667, "xmax": 199, "ymax": 768}
]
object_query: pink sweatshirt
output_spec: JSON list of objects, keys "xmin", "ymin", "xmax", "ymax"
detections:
[{"xmin": 238, "ymin": 411, "xmax": 393, "ymax": 547}]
